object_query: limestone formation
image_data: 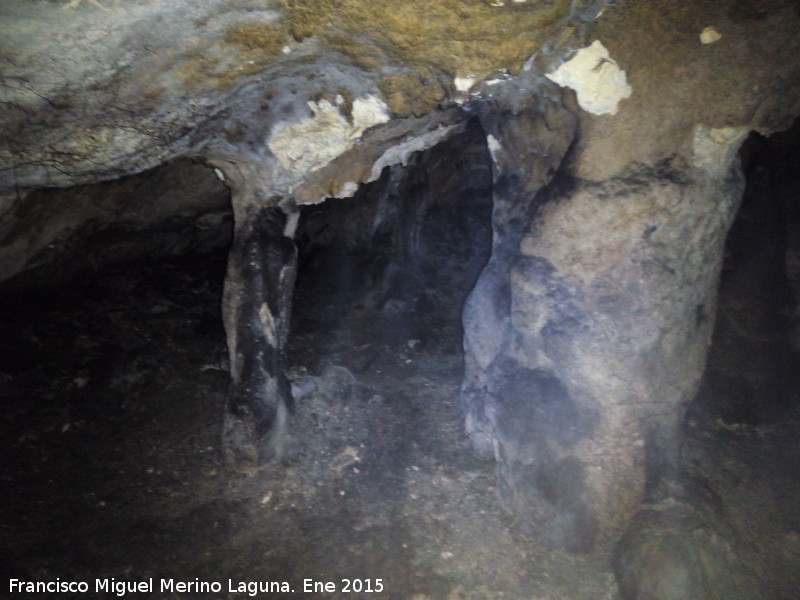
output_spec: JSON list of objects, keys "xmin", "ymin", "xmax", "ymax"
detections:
[{"xmin": 2, "ymin": 0, "xmax": 800, "ymax": 597}]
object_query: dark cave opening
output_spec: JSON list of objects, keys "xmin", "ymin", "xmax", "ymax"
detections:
[
  {"xmin": 656, "ymin": 119, "xmax": 800, "ymax": 600},
  {"xmin": 0, "ymin": 158, "xmax": 233, "ymax": 299},
  {"xmin": 0, "ymin": 159, "xmax": 236, "ymax": 584},
  {"xmin": 289, "ymin": 118, "xmax": 493, "ymax": 372},
  {"xmin": 0, "ymin": 118, "xmax": 495, "ymax": 460},
  {"xmin": 691, "ymin": 117, "xmax": 800, "ymax": 426},
  {"xmin": 0, "ymin": 119, "xmax": 500, "ymax": 593}
]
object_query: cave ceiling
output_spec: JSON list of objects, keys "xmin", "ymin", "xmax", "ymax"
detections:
[{"xmin": 1, "ymin": 0, "xmax": 799, "ymax": 203}]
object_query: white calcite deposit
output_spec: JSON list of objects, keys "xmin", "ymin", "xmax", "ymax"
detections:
[
  {"xmin": 546, "ymin": 40, "xmax": 632, "ymax": 116},
  {"xmin": 268, "ymin": 95, "xmax": 390, "ymax": 175}
]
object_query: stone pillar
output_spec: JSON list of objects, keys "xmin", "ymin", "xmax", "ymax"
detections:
[
  {"xmin": 216, "ymin": 161, "xmax": 299, "ymax": 465},
  {"xmin": 463, "ymin": 118, "xmax": 749, "ymax": 550},
  {"xmin": 461, "ymin": 93, "xmax": 578, "ymax": 460}
]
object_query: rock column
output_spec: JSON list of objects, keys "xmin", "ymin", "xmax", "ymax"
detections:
[
  {"xmin": 216, "ymin": 161, "xmax": 298, "ymax": 465},
  {"xmin": 463, "ymin": 108, "xmax": 749, "ymax": 550}
]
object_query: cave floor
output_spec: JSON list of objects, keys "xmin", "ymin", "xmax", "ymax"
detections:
[{"xmin": 1, "ymin": 254, "xmax": 798, "ymax": 600}]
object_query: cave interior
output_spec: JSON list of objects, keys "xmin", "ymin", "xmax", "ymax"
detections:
[{"xmin": 1, "ymin": 101, "xmax": 800, "ymax": 598}]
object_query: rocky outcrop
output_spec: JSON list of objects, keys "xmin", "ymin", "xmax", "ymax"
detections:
[{"xmin": 464, "ymin": 151, "xmax": 746, "ymax": 547}]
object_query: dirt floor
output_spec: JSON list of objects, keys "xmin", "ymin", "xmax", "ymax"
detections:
[{"xmin": 1, "ymin": 251, "xmax": 799, "ymax": 600}]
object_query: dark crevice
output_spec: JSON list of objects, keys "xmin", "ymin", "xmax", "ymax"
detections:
[
  {"xmin": 290, "ymin": 117, "xmax": 493, "ymax": 370},
  {"xmin": 691, "ymin": 117, "xmax": 800, "ymax": 426}
]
